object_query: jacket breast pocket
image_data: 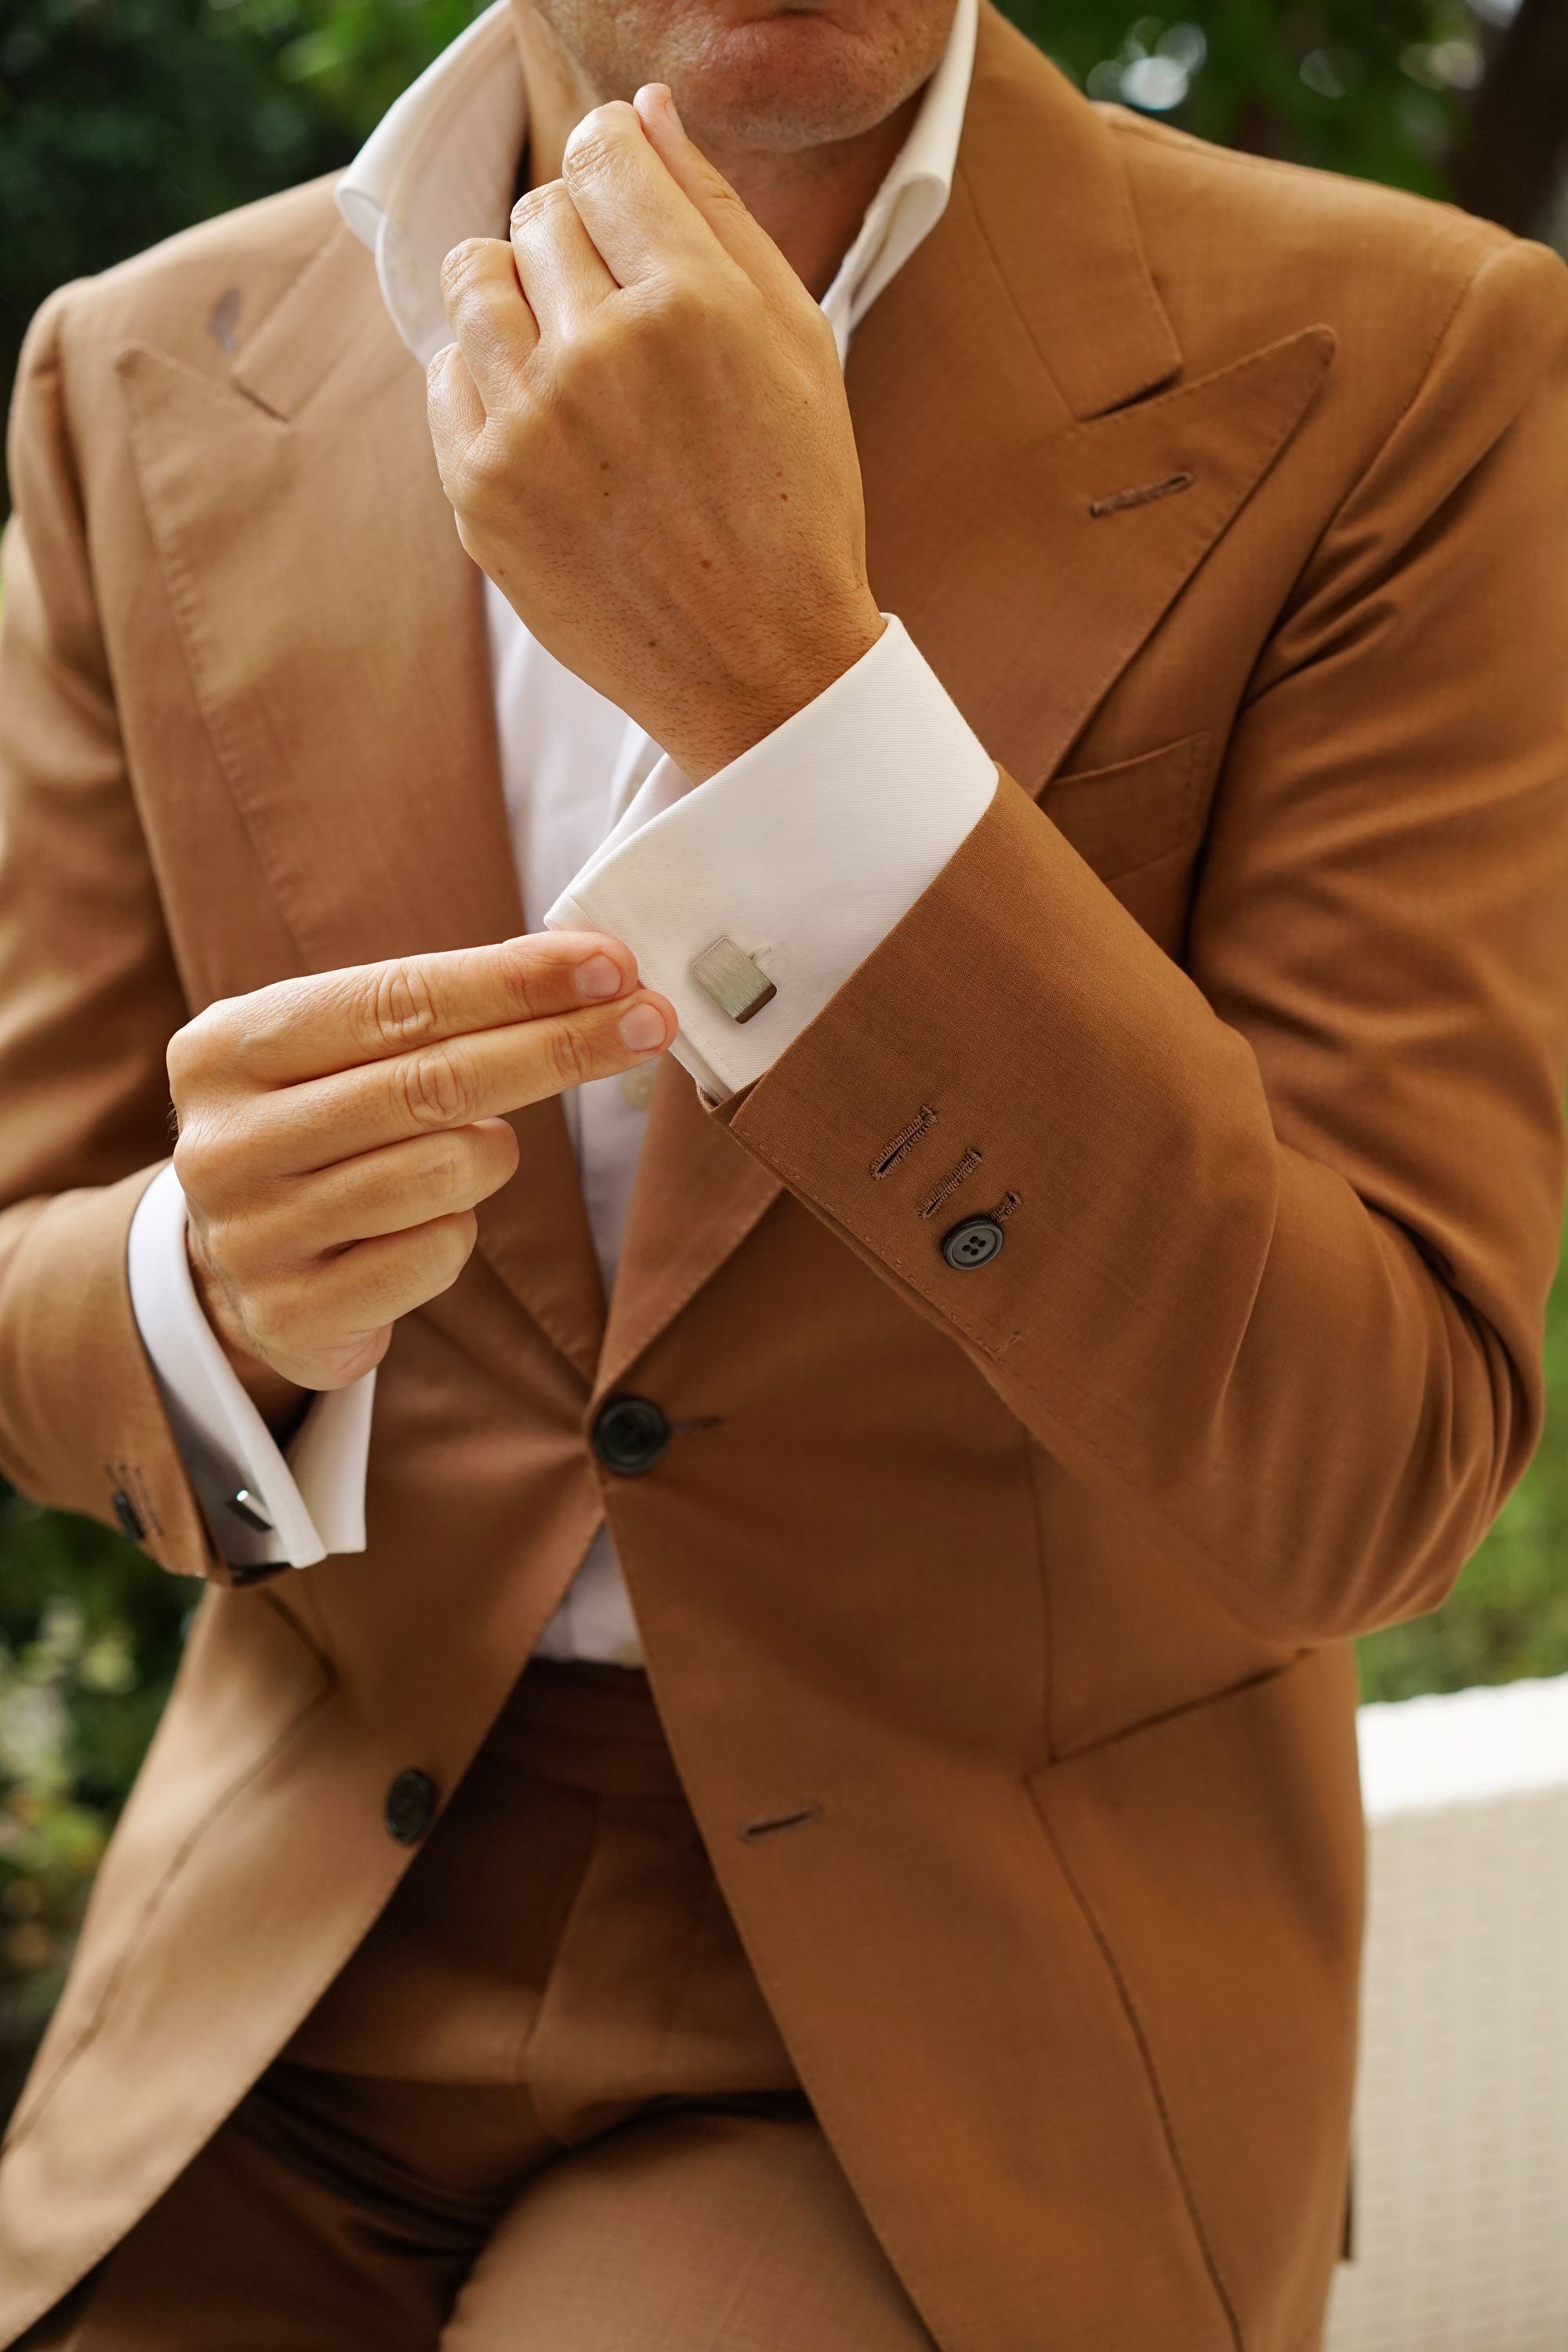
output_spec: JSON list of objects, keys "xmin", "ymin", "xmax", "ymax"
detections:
[{"xmin": 1036, "ymin": 731, "xmax": 1214, "ymax": 955}]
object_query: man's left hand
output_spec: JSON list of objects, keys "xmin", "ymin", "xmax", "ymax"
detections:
[{"xmin": 427, "ymin": 85, "xmax": 885, "ymax": 783}]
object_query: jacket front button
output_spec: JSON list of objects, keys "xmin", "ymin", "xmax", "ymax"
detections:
[
  {"xmin": 592, "ymin": 1396, "xmax": 670, "ymax": 1477},
  {"xmin": 384, "ymin": 1769, "xmax": 438, "ymax": 1845},
  {"xmin": 941, "ymin": 1214, "xmax": 1005, "ymax": 1270}
]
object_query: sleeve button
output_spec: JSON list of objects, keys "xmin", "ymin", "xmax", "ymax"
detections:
[
  {"xmin": 941, "ymin": 1215, "xmax": 1005, "ymax": 1270},
  {"xmin": 111, "ymin": 1489, "xmax": 146, "ymax": 1542}
]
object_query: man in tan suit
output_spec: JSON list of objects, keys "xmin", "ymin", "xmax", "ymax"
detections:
[{"xmin": 2, "ymin": 0, "xmax": 1566, "ymax": 2343}]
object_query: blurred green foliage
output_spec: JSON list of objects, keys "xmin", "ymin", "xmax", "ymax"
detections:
[
  {"xmin": 0, "ymin": 0, "xmax": 1562, "ymax": 2103},
  {"xmin": 0, "ymin": 1490, "xmax": 189, "ymax": 2113},
  {"xmin": 1011, "ymin": 1, "xmax": 1473, "ymax": 190}
]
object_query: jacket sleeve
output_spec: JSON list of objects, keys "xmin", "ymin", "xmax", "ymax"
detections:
[
  {"xmin": 0, "ymin": 286, "xmax": 217, "ymax": 1581},
  {"xmin": 713, "ymin": 238, "xmax": 1568, "ymax": 1648}
]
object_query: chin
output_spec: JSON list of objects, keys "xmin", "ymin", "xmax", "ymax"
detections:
[
  {"xmin": 534, "ymin": 0, "xmax": 955, "ymax": 155},
  {"xmin": 670, "ymin": 14, "xmax": 936, "ymax": 151}
]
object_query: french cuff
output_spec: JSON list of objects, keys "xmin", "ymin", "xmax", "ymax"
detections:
[
  {"xmin": 126, "ymin": 1164, "xmax": 374, "ymax": 1571},
  {"xmin": 543, "ymin": 616, "xmax": 998, "ymax": 1099}
]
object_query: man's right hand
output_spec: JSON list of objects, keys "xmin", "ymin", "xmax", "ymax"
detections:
[{"xmin": 168, "ymin": 932, "xmax": 674, "ymax": 1424}]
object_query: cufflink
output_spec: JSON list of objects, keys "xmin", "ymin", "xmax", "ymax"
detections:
[
  {"xmin": 690, "ymin": 937, "xmax": 775, "ymax": 1024},
  {"xmin": 227, "ymin": 1488, "xmax": 274, "ymax": 1534}
]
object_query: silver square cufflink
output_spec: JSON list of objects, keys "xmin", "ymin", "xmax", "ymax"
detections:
[{"xmin": 689, "ymin": 937, "xmax": 776, "ymax": 1025}]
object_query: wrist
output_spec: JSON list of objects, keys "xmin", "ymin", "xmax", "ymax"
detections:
[{"xmin": 680, "ymin": 599, "xmax": 885, "ymax": 781}]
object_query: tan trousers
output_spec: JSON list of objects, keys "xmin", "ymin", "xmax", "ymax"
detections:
[{"xmin": 24, "ymin": 1662, "xmax": 931, "ymax": 2350}]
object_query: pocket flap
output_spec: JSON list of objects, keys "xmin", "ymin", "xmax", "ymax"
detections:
[{"xmin": 1039, "ymin": 731, "xmax": 1213, "ymax": 880}]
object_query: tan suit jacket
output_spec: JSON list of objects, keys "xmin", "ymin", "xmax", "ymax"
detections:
[{"xmin": 2, "ymin": 10, "xmax": 1567, "ymax": 2346}]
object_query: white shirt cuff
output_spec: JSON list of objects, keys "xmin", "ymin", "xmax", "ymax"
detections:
[
  {"xmin": 126, "ymin": 1164, "xmax": 373, "ymax": 1570},
  {"xmin": 543, "ymin": 616, "xmax": 998, "ymax": 1099}
]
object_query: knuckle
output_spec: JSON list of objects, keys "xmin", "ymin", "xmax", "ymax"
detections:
[
  {"xmin": 562, "ymin": 107, "xmax": 630, "ymax": 178},
  {"xmin": 366, "ymin": 959, "xmax": 439, "ymax": 1054},
  {"xmin": 171, "ymin": 1112, "xmax": 241, "ymax": 1205},
  {"xmin": 646, "ymin": 274, "xmax": 718, "ymax": 343},
  {"xmin": 551, "ymin": 318, "xmax": 612, "ymax": 395},
  {"xmin": 510, "ymin": 180, "xmax": 570, "ymax": 237},
  {"xmin": 456, "ymin": 438, "xmax": 503, "ymax": 502},
  {"xmin": 431, "ymin": 1210, "xmax": 480, "ymax": 1292},
  {"xmin": 416, "ymin": 1138, "xmax": 469, "ymax": 1210},
  {"xmin": 172, "ymin": 979, "xmax": 312, "ymax": 1099},
  {"xmin": 166, "ymin": 998, "xmax": 231, "ymax": 1095},
  {"xmin": 397, "ymin": 1043, "xmax": 473, "ymax": 1129},
  {"xmin": 654, "ymin": 271, "xmax": 703, "ymax": 327},
  {"xmin": 454, "ymin": 421, "xmax": 526, "ymax": 510},
  {"xmin": 169, "ymin": 1123, "xmax": 205, "ymax": 1196},
  {"xmin": 547, "ymin": 1018, "xmax": 595, "ymax": 1091},
  {"xmin": 489, "ymin": 1118, "xmax": 522, "ymax": 1179},
  {"xmin": 164, "ymin": 1022, "xmax": 197, "ymax": 1094},
  {"xmin": 439, "ymin": 238, "xmax": 494, "ymax": 302}
]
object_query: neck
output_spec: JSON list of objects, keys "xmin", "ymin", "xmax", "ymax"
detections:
[{"xmin": 509, "ymin": 11, "xmax": 924, "ymax": 299}]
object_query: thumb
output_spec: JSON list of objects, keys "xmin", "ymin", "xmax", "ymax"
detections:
[{"xmin": 632, "ymin": 82, "xmax": 804, "ymax": 308}]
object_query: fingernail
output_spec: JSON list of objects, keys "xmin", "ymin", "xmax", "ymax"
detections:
[
  {"xmin": 575, "ymin": 953, "xmax": 623, "ymax": 1001},
  {"xmin": 618, "ymin": 1003, "xmax": 667, "ymax": 1052}
]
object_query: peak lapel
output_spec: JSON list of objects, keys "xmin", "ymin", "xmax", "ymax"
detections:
[
  {"xmin": 118, "ymin": 225, "xmax": 605, "ymax": 1380},
  {"xmin": 593, "ymin": 1056, "xmax": 782, "ymax": 1404},
  {"xmin": 849, "ymin": 8, "xmax": 1336, "ymax": 785}
]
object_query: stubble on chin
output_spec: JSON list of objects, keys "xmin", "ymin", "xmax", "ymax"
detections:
[{"xmin": 520, "ymin": 0, "xmax": 956, "ymax": 152}]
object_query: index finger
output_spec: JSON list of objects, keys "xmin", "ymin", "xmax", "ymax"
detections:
[
  {"xmin": 174, "ymin": 932, "xmax": 640, "ymax": 1096},
  {"xmin": 560, "ymin": 99, "xmax": 736, "ymax": 291},
  {"xmin": 631, "ymin": 84, "xmax": 804, "ymax": 312}
]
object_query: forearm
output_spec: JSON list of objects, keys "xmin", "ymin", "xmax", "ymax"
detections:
[{"xmin": 712, "ymin": 777, "xmax": 1548, "ymax": 1646}]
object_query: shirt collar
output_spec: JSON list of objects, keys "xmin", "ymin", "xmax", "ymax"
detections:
[{"xmin": 338, "ymin": 0, "xmax": 977, "ymax": 368}]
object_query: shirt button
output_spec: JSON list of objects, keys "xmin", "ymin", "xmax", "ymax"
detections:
[
  {"xmin": 592, "ymin": 1396, "xmax": 670, "ymax": 1477},
  {"xmin": 384, "ymin": 1769, "xmax": 438, "ymax": 1846},
  {"xmin": 941, "ymin": 1214, "xmax": 1006, "ymax": 1270}
]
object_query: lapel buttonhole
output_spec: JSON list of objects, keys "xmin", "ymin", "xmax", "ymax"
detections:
[{"xmin": 1089, "ymin": 470, "xmax": 1196, "ymax": 519}]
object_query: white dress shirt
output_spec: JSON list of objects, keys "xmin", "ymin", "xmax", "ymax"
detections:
[{"xmin": 127, "ymin": 0, "xmax": 997, "ymax": 1661}]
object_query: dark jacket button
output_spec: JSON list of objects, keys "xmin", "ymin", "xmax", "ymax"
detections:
[
  {"xmin": 384, "ymin": 1769, "xmax": 438, "ymax": 1845},
  {"xmin": 592, "ymin": 1396, "xmax": 670, "ymax": 1477},
  {"xmin": 941, "ymin": 1214, "xmax": 1005, "ymax": 1270},
  {"xmin": 111, "ymin": 1489, "xmax": 146, "ymax": 1542}
]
